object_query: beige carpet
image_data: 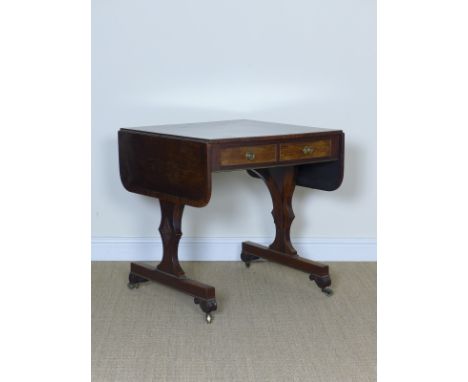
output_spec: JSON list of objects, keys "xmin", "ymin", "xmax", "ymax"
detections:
[{"xmin": 92, "ymin": 261, "xmax": 376, "ymax": 382}]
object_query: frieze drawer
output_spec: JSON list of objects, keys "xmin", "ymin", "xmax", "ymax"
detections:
[{"xmin": 279, "ymin": 139, "xmax": 332, "ymax": 162}]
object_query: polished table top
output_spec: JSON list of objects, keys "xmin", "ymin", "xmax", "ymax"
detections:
[{"xmin": 122, "ymin": 119, "xmax": 339, "ymax": 141}]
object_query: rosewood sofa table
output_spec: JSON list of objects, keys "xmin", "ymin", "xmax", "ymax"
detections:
[{"xmin": 118, "ymin": 119, "xmax": 345, "ymax": 323}]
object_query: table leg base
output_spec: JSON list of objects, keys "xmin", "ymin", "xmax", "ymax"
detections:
[
  {"xmin": 129, "ymin": 262, "xmax": 217, "ymax": 320},
  {"xmin": 241, "ymin": 241, "xmax": 333, "ymax": 294}
]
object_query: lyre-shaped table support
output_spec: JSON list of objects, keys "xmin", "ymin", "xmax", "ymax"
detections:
[{"xmin": 242, "ymin": 166, "xmax": 332, "ymax": 294}]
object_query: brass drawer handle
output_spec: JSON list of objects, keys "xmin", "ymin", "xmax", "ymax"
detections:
[
  {"xmin": 245, "ymin": 151, "xmax": 256, "ymax": 161},
  {"xmin": 302, "ymin": 146, "xmax": 314, "ymax": 155}
]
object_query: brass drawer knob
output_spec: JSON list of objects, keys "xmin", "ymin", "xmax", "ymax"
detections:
[
  {"xmin": 302, "ymin": 146, "xmax": 314, "ymax": 155},
  {"xmin": 245, "ymin": 151, "xmax": 256, "ymax": 160}
]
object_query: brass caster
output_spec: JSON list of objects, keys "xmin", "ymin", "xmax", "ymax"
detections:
[
  {"xmin": 128, "ymin": 272, "xmax": 148, "ymax": 289},
  {"xmin": 194, "ymin": 297, "xmax": 217, "ymax": 321},
  {"xmin": 309, "ymin": 274, "xmax": 332, "ymax": 294},
  {"xmin": 322, "ymin": 287, "xmax": 333, "ymax": 296},
  {"xmin": 241, "ymin": 252, "xmax": 259, "ymax": 267}
]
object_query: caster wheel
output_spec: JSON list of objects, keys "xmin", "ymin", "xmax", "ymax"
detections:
[
  {"xmin": 241, "ymin": 252, "xmax": 259, "ymax": 267},
  {"xmin": 309, "ymin": 274, "xmax": 332, "ymax": 295},
  {"xmin": 194, "ymin": 297, "xmax": 217, "ymax": 322},
  {"xmin": 127, "ymin": 272, "xmax": 148, "ymax": 289},
  {"xmin": 322, "ymin": 287, "xmax": 333, "ymax": 296}
]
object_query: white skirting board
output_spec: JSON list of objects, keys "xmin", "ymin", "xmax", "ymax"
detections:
[{"xmin": 92, "ymin": 237, "xmax": 376, "ymax": 262}]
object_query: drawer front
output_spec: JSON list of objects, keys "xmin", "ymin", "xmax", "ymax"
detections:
[
  {"xmin": 280, "ymin": 139, "xmax": 332, "ymax": 162},
  {"xmin": 219, "ymin": 144, "xmax": 276, "ymax": 166}
]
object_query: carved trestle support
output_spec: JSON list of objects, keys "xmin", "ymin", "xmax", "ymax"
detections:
[
  {"xmin": 128, "ymin": 200, "xmax": 217, "ymax": 322},
  {"xmin": 157, "ymin": 201, "xmax": 185, "ymax": 276},
  {"xmin": 253, "ymin": 167, "xmax": 298, "ymax": 255},
  {"xmin": 242, "ymin": 166, "xmax": 333, "ymax": 295}
]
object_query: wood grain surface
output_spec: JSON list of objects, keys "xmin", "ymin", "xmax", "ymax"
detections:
[
  {"xmin": 280, "ymin": 139, "xmax": 332, "ymax": 161},
  {"xmin": 219, "ymin": 144, "xmax": 276, "ymax": 166}
]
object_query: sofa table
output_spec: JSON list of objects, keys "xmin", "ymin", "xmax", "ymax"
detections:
[{"xmin": 118, "ymin": 119, "xmax": 345, "ymax": 323}]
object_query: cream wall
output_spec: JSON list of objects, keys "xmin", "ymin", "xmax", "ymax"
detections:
[{"xmin": 92, "ymin": 0, "xmax": 376, "ymax": 257}]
